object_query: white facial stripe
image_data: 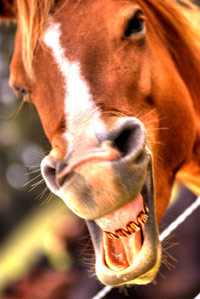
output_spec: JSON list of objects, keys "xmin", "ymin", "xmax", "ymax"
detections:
[{"xmin": 43, "ymin": 22, "xmax": 104, "ymax": 145}]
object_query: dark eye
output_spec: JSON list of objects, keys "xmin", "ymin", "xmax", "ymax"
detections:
[
  {"xmin": 14, "ymin": 87, "xmax": 28, "ymax": 101},
  {"xmin": 125, "ymin": 10, "xmax": 145, "ymax": 37}
]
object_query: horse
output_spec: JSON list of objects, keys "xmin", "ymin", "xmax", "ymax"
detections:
[{"xmin": 1, "ymin": 0, "xmax": 200, "ymax": 287}]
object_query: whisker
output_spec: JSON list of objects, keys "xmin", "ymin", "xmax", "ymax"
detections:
[
  {"xmin": 148, "ymin": 127, "xmax": 169, "ymax": 131},
  {"xmin": 161, "ymin": 255, "xmax": 176, "ymax": 270},
  {"xmin": 160, "ymin": 232, "xmax": 178, "ymax": 271},
  {"xmin": 30, "ymin": 178, "xmax": 44, "ymax": 187},
  {"xmin": 29, "ymin": 178, "xmax": 44, "ymax": 192},
  {"xmin": 79, "ymin": 240, "xmax": 94, "ymax": 254},
  {"xmin": 164, "ymin": 250, "xmax": 178, "ymax": 263},
  {"xmin": 142, "ymin": 108, "xmax": 157, "ymax": 118},
  {"xmin": 40, "ymin": 192, "xmax": 54, "ymax": 205},
  {"xmin": 34, "ymin": 186, "xmax": 48, "ymax": 201},
  {"xmin": 158, "ymin": 270, "xmax": 166, "ymax": 280},
  {"xmin": 23, "ymin": 173, "xmax": 42, "ymax": 187},
  {"xmin": 148, "ymin": 140, "xmax": 165, "ymax": 146},
  {"xmin": 152, "ymin": 152, "xmax": 164, "ymax": 162},
  {"xmin": 25, "ymin": 163, "xmax": 41, "ymax": 169},
  {"xmin": 32, "ymin": 149, "xmax": 46, "ymax": 158},
  {"xmin": 119, "ymin": 285, "xmax": 129, "ymax": 296},
  {"xmin": 25, "ymin": 168, "xmax": 41, "ymax": 175}
]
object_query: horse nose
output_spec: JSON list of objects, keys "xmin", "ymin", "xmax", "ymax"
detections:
[
  {"xmin": 41, "ymin": 117, "xmax": 147, "ymax": 192},
  {"xmin": 105, "ymin": 117, "xmax": 146, "ymax": 160}
]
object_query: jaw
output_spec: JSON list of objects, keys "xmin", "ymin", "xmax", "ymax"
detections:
[{"xmin": 86, "ymin": 164, "xmax": 161, "ymax": 286}]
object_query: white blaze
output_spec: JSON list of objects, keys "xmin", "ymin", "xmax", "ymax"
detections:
[{"xmin": 43, "ymin": 21, "xmax": 104, "ymax": 146}]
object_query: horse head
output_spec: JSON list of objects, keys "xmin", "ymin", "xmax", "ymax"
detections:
[{"xmin": 1, "ymin": 0, "xmax": 200, "ymax": 286}]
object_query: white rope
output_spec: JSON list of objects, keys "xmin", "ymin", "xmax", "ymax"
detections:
[
  {"xmin": 194, "ymin": 293, "xmax": 200, "ymax": 299},
  {"xmin": 159, "ymin": 196, "xmax": 200, "ymax": 241},
  {"xmin": 91, "ymin": 196, "xmax": 200, "ymax": 299},
  {"xmin": 92, "ymin": 286, "xmax": 113, "ymax": 299}
]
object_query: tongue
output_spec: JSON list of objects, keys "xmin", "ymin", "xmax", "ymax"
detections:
[
  {"xmin": 95, "ymin": 194, "xmax": 144, "ymax": 234},
  {"xmin": 95, "ymin": 194, "xmax": 144, "ymax": 271},
  {"xmin": 103, "ymin": 229, "xmax": 143, "ymax": 271}
]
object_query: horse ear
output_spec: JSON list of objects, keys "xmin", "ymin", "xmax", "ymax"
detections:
[{"xmin": 0, "ymin": 0, "xmax": 17, "ymax": 20}]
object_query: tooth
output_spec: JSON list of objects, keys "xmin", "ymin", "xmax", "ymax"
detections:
[
  {"xmin": 115, "ymin": 229, "xmax": 130, "ymax": 238},
  {"xmin": 137, "ymin": 211, "xmax": 148, "ymax": 226},
  {"xmin": 105, "ymin": 231, "xmax": 119, "ymax": 239},
  {"xmin": 122, "ymin": 229, "xmax": 130, "ymax": 236},
  {"xmin": 115, "ymin": 229, "xmax": 125, "ymax": 238},
  {"xmin": 126, "ymin": 225, "xmax": 134, "ymax": 234},
  {"xmin": 105, "ymin": 215, "xmax": 146, "ymax": 239},
  {"xmin": 144, "ymin": 202, "xmax": 149, "ymax": 214},
  {"xmin": 126, "ymin": 221, "xmax": 140, "ymax": 233}
]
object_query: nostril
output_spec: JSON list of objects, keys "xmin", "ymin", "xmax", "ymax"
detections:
[
  {"xmin": 43, "ymin": 163, "xmax": 56, "ymax": 179},
  {"xmin": 55, "ymin": 160, "xmax": 72, "ymax": 187},
  {"xmin": 56, "ymin": 160, "xmax": 68, "ymax": 175},
  {"xmin": 42, "ymin": 162, "xmax": 58, "ymax": 192},
  {"xmin": 110, "ymin": 119, "xmax": 146, "ymax": 158},
  {"xmin": 114, "ymin": 127, "xmax": 137, "ymax": 157},
  {"xmin": 41, "ymin": 157, "xmax": 72, "ymax": 191}
]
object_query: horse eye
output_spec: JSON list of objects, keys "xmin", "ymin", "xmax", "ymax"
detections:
[
  {"xmin": 124, "ymin": 10, "xmax": 145, "ymax": 37},
  {"xmin": 18, "ymin": 88, "xmax": 27, "ymax": 100},
  {"xmin": 15, "ymin": 87, "xmax": 28, "ymax": 101}
]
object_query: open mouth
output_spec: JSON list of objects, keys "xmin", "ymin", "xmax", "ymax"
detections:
[
  {"xmin": 86, "ymin": 165, "xmax": 161, "ymax": 286},
  {"xmin": 96, "ymin": 193, "xmax": 149, "ymax": 272}
]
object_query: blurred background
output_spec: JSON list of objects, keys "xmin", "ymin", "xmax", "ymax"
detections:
[{"xmin": 0, "ymin": 7, "xmax": 200, "ymax": 299}]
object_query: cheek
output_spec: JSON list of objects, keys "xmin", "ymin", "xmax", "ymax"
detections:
[
  {"xmin": 150, "ymin": 60, "xmax": 196, "ymax": 170},
  {"xmin": 157, "ymin": 94, "xmax": 196, "ymax": 169},
  {"xmin": 32, "ymin": 46, "xmax": 66, "ymax": 141},
  {"xmin": 33, "ymin": 92, "xmax": 65, "ymax": 142}
]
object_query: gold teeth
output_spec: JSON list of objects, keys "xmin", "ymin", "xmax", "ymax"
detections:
[
  {"xmin": 105, "ymin": 232, "xmax": 119, "ymax": 239},
  {"xmin": 137, "ymin": 211, "xmax": 148, "ymax": 227},
  {"xmin": 105, "ymin": 203, "xmax": 149, "ymax": 239},
  {"xmin": 115, "ymin": 229, "xmax": 130, "ymax": 237},
  {"xmin": 126, "ymin": 221, "xmax": 140, "ymax": 234}
]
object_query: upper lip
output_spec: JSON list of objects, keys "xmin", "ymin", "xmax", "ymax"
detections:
[{"xmin": 57, "ymin": 140, "xmax": 121, "ymax": 179}]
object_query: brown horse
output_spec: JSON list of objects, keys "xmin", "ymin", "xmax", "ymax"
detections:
[{"xmin": 1, "ymin": 0, "xmax": 200, "ymax": 287}]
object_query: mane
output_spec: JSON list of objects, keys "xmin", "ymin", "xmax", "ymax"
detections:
[
  {"xmin": 16, "ymin": 0, "xmax": 55, "ymax": 78},
  {"xmin": 138, "ymin": 0, "xmax": 200, "ymax": 112}
]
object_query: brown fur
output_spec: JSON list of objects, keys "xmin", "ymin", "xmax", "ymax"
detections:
[
  {"xmin": 4, "ymin": 0, "xmax": 200, "ymax": 236},
  {"xmin": 1, "ymin": 0, "xmax": 200, "ymax": 287}
]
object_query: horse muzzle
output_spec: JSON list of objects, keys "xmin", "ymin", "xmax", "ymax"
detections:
[{"xmin": 41, "ymin": 117, "xmax": 161, "ymax": 285}]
